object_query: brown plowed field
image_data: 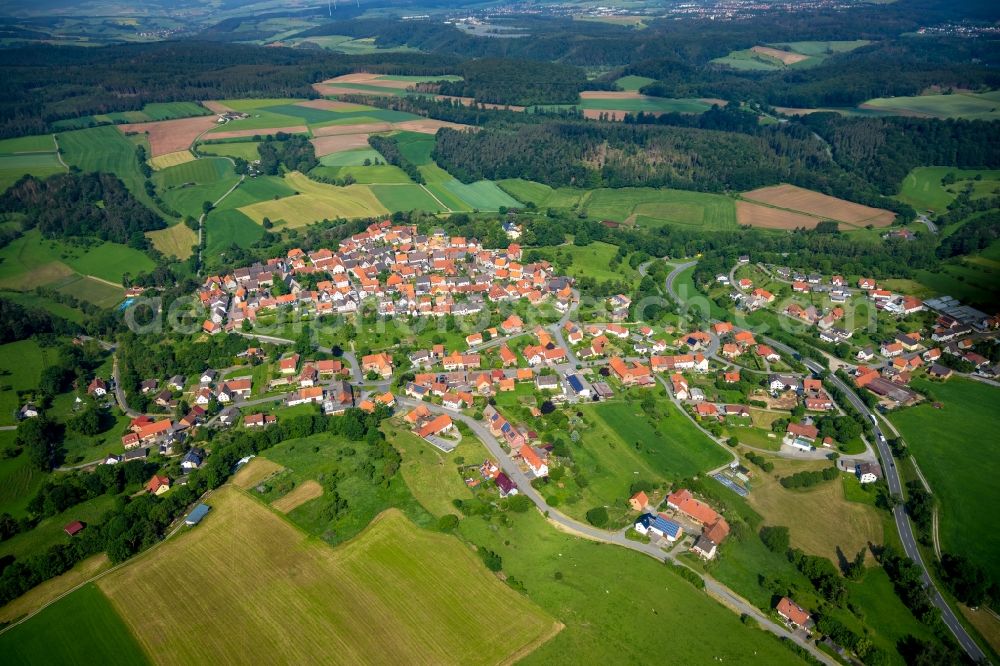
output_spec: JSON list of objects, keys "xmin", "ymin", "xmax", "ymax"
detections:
[
  {"xmin": 742, "ymin": 184, "xmax": 895, "ymax": 227},
  {"xmin": 201, "ymin": 100, "xmax": 234, "ymax": 114},
  {"xmin": 118, "ymin": 115, "xmax": 220, "ymax": 157},
  {"xmin": 736, "ymin": 201, "xmax": 827, "ymax": 229},
  {"xmin": 310, "ymin": 133, "xmax": 371, "ymax": 156},
  {"xmin": 393, "ymin": 119, "xmax": 470, "ymax": 133},
  {"xmin": 751, "ymin": 46, "xmax": 810, "ymax": 65}
]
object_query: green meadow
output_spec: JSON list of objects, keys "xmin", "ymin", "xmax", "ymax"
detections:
[
  {"xmin": 890, "ymin": 378, "xmax": 1000, "ymax": 586},
  {"xmin": 862, "ymin": 90, "xmax": 1000, "ymax": 120},
  {"xmin": 0, "ymin": 583, "xmax": 149, "ymax": 666},
  {"xmin": 897, "ymin": 166, "xmax": 1000, "ymax": 213}
]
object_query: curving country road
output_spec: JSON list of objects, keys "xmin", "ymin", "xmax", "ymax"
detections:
[
  {"xmin": 395, "ymin": 395, "xmax": 836, "ymax": 665},
  {"xmin": 663, "ymin": 262, "xmax": 987, "ymax": 664}
]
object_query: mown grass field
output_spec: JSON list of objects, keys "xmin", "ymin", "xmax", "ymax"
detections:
[
  {"xmin": 204, "ymin": 208, "xmax": 264, "ymax": 257},
  {"xmin": 98, "ymin": 486, "xmax": 559, "ymax": 666},
  {"xmin": 51, "ymin": 101, "xmax": 209, "ymax": 131},
  {"xmin": 311, "ymin": 164, "xmax": 413, "ymax": 184},
  {"xmin": 0, "ymin": 434, "xmax": 45, "ymax": 516},
  {"xmin": 238, "ymin": 171, "xmax": 387, "ymax": 225},
  {"xmin": 771, "ymin": 40, "xmax": 871, "ymax": 56},
  {"xmin": 0, "ymin": 152, "xmax": 65, "ymax": 192},
  {"xmin": 565, "ymin": 393, "xmax": 729, "ymax": 522},
  {"xmin": 0, "ymin": 230, "xmax": 152, "ymax": 288},
  {"xmin": 369, "ymin": 184, "xmax": 445, "ymax": 213},
  {"xmin": 197, "ymin": 141, "xmax": 261, "ymax": 161},
  {"xmin": 889, "ymin": 378, "xmax": 1000, "ymax": 585},
  {"xmin": 0, "ymin": 583, "xmax": 149, "ymax": 666},
  {"xmin": 154, "ymin": 156, "xmax": 233, "ymax": 188},
  {"xmin": 614, "ymin": 75, "xmax": 656, "ymax": 91},
  {"xmin": 148, "ymin": 150, "xmax": 195, "ymax": 170},
  {"xmin": 743, "ymin": 456, "xmax": 883, "ymax": 564},
  {"xmin": 216, "ymin": 175, "xmax": 295, "ymax": 210},
  {"xmin": 497, "ymin": 179, "xmax": 586, "ymax": 210},
  {"xmin": 393, "ymin": 131, "xmax": 435, "ymax": 165},
  {"xmin": 532, "ymin": 241, "xmax": 638, "ymax": 283},
  {"xmin": 57, "ymin": 126, "xmax": 166, "ymax": 218},
  {"xmin": 897, "ymin": 166, "xmax": 1000, "ymax": 213},
  {"xmin": 0, "ymin": 290, "xmax": 85, "ymax": 323},
  {"xmin": 146, "ymin": 222, "xmax": 197, "ymax": 260},
  {"xmin": 579, "ymin": 96, "xmax": 712, "ymax": 113},
  {"xmin": 0, "ymin": 554, "xmax": 111, "ymax": 624},
  {"xmin": 396, "ymin": 414, "xmax": 800, "ymax": 664},
  {"xmin": 417, "ymin": 163, "xmax": 521, "ymax": 212},
  {"xmin": 0, "ymin": 494, "xmax": 115, "ymax": 561},
  {"xmin": 584, "ymin": 187, "xmax": 738, "ymax": 229},
  {"xmin": 913, "ymin": 249, "xmax": 1000, "ymax": 310},
  {"xmin": 0, "ymin": 339, "xmax": 48, "ymax": 426},
  {"xmin": 861, "ymin": 90, "xmax": 1000, "ymax": 120}
]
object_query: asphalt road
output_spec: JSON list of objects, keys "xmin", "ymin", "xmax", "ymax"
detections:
[
  {"xmin": 395, "ymin": 395, "xmax": 836, "ymax": 665},
  {"xmin": 664, "ymin": 262, "xmax": 987, "ymax": 664}
]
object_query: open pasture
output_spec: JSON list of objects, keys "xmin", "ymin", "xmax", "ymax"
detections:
[
  {"xmin": 750, "ymin": 45, "xmax": 810, "ymax": 65},
  {"xmin": 119, "ymin": 115, "xmax": 219, "ymax": 157},
  {"xmin": 772, "ymin": 40, "xmax": 871, "ymax": 56},
  {"xmin": 890, "ymin": 378, "xmax": 1000, "ymax": 585},
  {"xmin": 154, "ymin": 156, "xmax": 233, "ymax": 189},
  {"xmin": 0, "ymin": 152, "xmax": 65, "ymax": 192},
  {"xmin": 897, "ymin": 166, "xmax": 1000, "ymax": 213},
  {"xmin": 583, "ymin": 187, "xmax": 737, "ymax": 229},
  {"xmin": 204, "ymin": 209, "xmax": 265, "ymax": 257},
  {"xmin": 238, "ymin": 171, "xmax": 387, "ymax": 225},
  {"xmin": 578, "ymin": 94, "xmax": 712, "ymax": 115},
  {"xmin": 860, "ymin": 90, "xmax": 1000, "ymax": 120},
  {"xmin": 197, "ymin": 141, "xmax": 260, "ymax": 161},
  {"xmin": 319, "ymin": 148, "xmax": 384, "ymax": 166},
  {"xmin": 148, "ymin": 150, "xmax": 195, "ymax": 170},
  {"xmin": 497, "ymin": 179, "xmax": 585, "ymax": 210},
  {"xmin": 0, "ymin": 583, "xmax": 148, "ymax": 666},
  {"xmin": 97, "ymin": 487, "xmax": 558, "ymax": 666},
  {"xmin": 51, "ymin": 101, "xmax": 209, "ymax": 131},
  {"xmin": 57, "ymin": 126, "xmax": 165, "ymax": 216},
  {"xmin": 0, "ymin": 340, "xmax": 48, "ymax": 428},
  {"xmin": 147, "ymin": 222, "xmax": 196, "ymax": 260},
  {"xmin": 742, "ymin": 184, "xmax": 895, "ymax": 227},
  {"xmin": 615, "ymin": 75, "xmax": 656, "ymax": 91},
  {"xmin": 744, "ymin": 457, "xmax": 883, "ymax": 564},
  {"xmin": 370, "ymin": 184, "xmax": 446, "ymax": 213},
  {"xmin": 271, "ymin": 479, "xmax": 324, "ymax": 513}
]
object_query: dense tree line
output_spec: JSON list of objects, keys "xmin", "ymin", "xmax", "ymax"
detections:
[
  {"xmin": 0, "ymin": 298, "xmax": 76, "ymax": 343},
  {"xmin": 367, "ymin": 135, "xmax": 423, "ymax": 184},
  {"xmin": 0, "ymin": 172, "xmax": 165, "ymax": 247},
  {"xmin": 802, "ymin": 114, "xmax": 1000, "ymax": 195},
  {"xmin": 0, "ymin": 41, "xmax": 458, "ymax": 138},
  {"xmin": 937, "ymin": 209, "xmax": 1000, "ymax": 258},
  {"xmin": 779, "ymin": 465, "xmax": 839, "ymax": 489},
  {"xmin": 258, "ymin": 133, "xmax": 318, "ymax": 175},
  {"xmin": 437, "ymin": 58, "xmax": 587, "ymax": 106},
  {"xmin": 878, "ymin": 544, "xmax": 941, "ymax": 626},
  {"xmin": 432, "ymin": 121, "xmax": 831, "ymax": 192}
]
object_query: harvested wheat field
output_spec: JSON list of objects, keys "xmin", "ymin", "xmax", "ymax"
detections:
[
  {"xmin": 98, "ymin": 487, "xmax": 559, "ymax": 666},
  {"xmin": 232, "ymin": 457, "xmax": 284, "ymax": 489},
  {"xmin": 149, "ymin": 150, "xmax": 195, "ymax": 170},
  {"xmin": 323, "ymin": 73, "xmax": 414, "ymax": 89},
  {"xmin": 393, "ymin": 119, "xmax": 470, "ymax": 133},
  {"xmin": 312, "ymin": 122, "xmax": 393, "ymax": 137},
  {"xmin": 751, "ymin": 45, "xmax": 810, "ymax": 65},
  {"xmin": 119, "ymin": 116, "xmax": 219, "ymax": 157},
  {"xmin": 742, "ymin": 184, "xmax": 895, "ymax": 227},
  {"xmin": 146, "ymin": 223, "xmax": 196, "ymax": 259},
  {"xmin": 201, "ymin": 100, "xmax": 234, "ymax": 114},
  {"xmin": 208, "ymin": 125, "xmax": 308, "ymax": 141},
  {"xmin": 311, "ymin": 133, "xmax": 372, "ymax": 156},
  {"xmin": 581, "ymin": 91, "xmax": 643, "ymax": 100},
  {"xmin": 736, "ymin": 200, "xmax": 826, "ymax": 229},
  {"xmin": 746, "ymin": 458, "xmax": 882, "ymax": 564},
  {"xmin": 272, "ymin": 480, "xmax": 323, "ymax": 513}
]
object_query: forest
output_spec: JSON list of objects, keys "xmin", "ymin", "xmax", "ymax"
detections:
[
  {"xmin": 436, "ymin": 58, "xmax": 589, "ymax": 106},
  {"xmin": 0, "ymin": 172, "xmax": 165, "ymax": 246}
]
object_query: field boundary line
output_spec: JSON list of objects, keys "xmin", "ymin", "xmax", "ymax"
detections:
[{"xmin": 419, "ymin": 184, "xmax": 451, "ymax": 212}]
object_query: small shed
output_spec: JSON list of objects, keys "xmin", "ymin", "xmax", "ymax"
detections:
[
  {"xmin": 185, "ymin": 504, "xmax": 211, "ymax": 526},
  {"xmin": 64, "ymin": 521, "xmax": 85, "ymax": 537}
]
